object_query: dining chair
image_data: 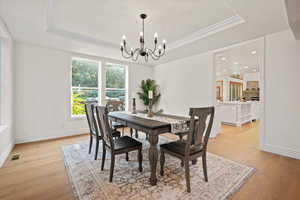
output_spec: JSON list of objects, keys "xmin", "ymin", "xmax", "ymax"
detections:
[
  {"xmin": 106, "ymin": 100, "xmax": 127, "ymax": 135},
  {"xmin": 95, "ymin": 105, "xmax": 143, "ymax": 182},
  {"xmin": 106, "ymin": 100, "xmax": 139, "ymax": 138},
  {"xmin": 160, "ymin": 107, "xmax": 215, "ymax": 193},
  {"xmin": 84, "ymin": 102, "xmax": 120, "ymax": 160}
]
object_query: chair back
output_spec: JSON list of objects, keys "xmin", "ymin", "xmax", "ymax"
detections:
[
  {"xmin": 106, "ymin": 100, "xmax": 125, "ymax": 112},
  {"xmin": 84, "ymin": 101, "xmax": 98, "ymax": 136},
  {"xmin": 185, "ymin": 107, "xmax": 215, "ymax": 155},
  {"xmin": 95, "ymin": 105, "xmax": 114, "ymax": 149}
]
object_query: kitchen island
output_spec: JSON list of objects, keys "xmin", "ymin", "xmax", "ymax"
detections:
[{"xmin": 218, "ymin": 101, "xmax": 260, "ymax": 126}]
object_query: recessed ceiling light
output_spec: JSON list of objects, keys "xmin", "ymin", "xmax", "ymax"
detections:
[
  {"xmin": 233, "ymin": 62, "xmax": 239, "ymax": 65},
  {"xmin": 244, "ymin": 66, "xmax": 249, "ymax": 69},
  {"xmin": 251, "ymin": 50, "xmax": 257, "ymax": 55},
  {"xmin": 221, "ymin": 57, "xmax": 226, "ymax": 61}
]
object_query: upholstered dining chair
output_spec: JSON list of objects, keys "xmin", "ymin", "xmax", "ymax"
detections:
[
  {"xmin": 95, "ymin": 105, "xmax": 143, "ymax": 182},
  {"xmin": 160, "ymin": 107, "xmax": 215, "ymax": 193},
  {"xmin": 84, "ymin": 102, "xmax": 120, "ymax": 160}
]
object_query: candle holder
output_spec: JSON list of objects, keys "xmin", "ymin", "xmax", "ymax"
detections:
[
  {"xmin": 147, "ymin": 100, "xmax": 154, "ymax": 117},
  {"xmin": 132, "ymin": 98, "xmax": 137, "ymax": 114}
]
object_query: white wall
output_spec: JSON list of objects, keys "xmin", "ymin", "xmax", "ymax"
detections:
[
  {"xmin": 154, "ymin": 52, "xmax": 214, "ymax": 115},
  {"xmin": 154, "ymin": 52, "xmax": 220, "ymax": 137},
  {"xmin": 0, "ymin": 18, "xmax": 14, "ymax": 167},
  {"xmin": 262, "ymin": 30, "xmax": 300, "ymax": 159},
  {"xmin": 14, "ymin": 42, "xmax": 153, "ymax": 143}
]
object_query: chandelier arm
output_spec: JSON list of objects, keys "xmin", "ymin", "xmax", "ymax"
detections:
[
  {"xmin": 121, "ymin": 51, "xmax": 133, "ymax": 59},
  {"xmin": 160, "ymin": 47, "xmax": 166, "ymax": 56},
  {"xmin": 132, "ymin": 50, "xmax": 140, "ymax": 61},
  {"xmin": 133, "ymin": 48, "xmax": 140, "ymax": 55},
  {"xmin": 147, "ymin": 48, "xmax": 160, "ymax": 58},
  {"xmin": 123, "ymin": 44, "xmax": 131, "ymax": 56},
  {"xmin": 148, "ymin": 50, "xmax": 160, "ymax": 60}
]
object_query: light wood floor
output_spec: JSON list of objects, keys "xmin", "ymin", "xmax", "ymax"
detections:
[{"xmin": 1, "ymin": 121, "xmax": 300, "ymax": 200}]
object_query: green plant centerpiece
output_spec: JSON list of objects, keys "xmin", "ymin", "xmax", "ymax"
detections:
[{"xmin": 137, "ymin": 79, "xmax": 161, "ymax": 116}]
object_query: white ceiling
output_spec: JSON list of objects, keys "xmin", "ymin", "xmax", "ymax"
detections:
[
  {"xmin": 215, "ymin": 40, "xmax": 261, "ymax": 77},
  {"xmin": 0, "ymin": 0, "xmax": 290, "ymax": 66}
]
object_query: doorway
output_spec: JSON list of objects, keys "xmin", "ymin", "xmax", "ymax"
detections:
[{"xmin": 213, "ymin": 38, "xmax": 265, "ymax": 149}]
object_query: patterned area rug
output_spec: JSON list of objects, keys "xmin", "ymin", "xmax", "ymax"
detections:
[{"xmin": 61, "ymin": 135, "xmax": 255, "ymax": 200}]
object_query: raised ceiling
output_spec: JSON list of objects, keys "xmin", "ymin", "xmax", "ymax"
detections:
[
  {"xmin": 50, "ymin": 0, "xmax": 236, "ymax": 46},
  {"xmin": 0, "ymin": 0, "xmax": 289, "ymax": 66}
]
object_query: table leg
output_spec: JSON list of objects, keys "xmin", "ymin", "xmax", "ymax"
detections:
[{"xmin": 148, "ymin": 133, "xmax": 159, "ymax": 185}]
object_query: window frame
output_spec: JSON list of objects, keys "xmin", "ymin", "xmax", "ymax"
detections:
[
  {"xmin": 104, "ymin": 62, "xmax": 129, "ymax": 110},
  {"xmin": 70, "ymin": 57, "xmax": 102, "ymax": 119}
]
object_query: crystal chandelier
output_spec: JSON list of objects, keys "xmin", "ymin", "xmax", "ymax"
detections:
[{"xmin": 120, "ymin": 14, "xmax": 166, "ymax": 62}]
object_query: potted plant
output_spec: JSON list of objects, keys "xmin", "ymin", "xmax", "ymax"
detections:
[{"xmin": 137, "ymin": 79, "xmax": 161, "ymax": 113}]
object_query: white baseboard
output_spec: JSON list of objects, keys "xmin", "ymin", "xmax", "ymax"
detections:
[
  {"xmin": 15, "ymin": 130, "xmax": 88, "ymax": 144},
  {"xmin": 0, "ymin": 142, "xmax": 14, "ymax": 167},
  {"xmin": 261, "ymin": 144, "xmax": 300, "ymax": 160}
]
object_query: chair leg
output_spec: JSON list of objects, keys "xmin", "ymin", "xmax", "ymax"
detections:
[
  {"xmin": 94, "ymin": 139, "xmax": 99, "ymax": 160},
  {"xmin": 146, "ymin": 133, "xmax": 149, "ymax": 140},
  {"xmin": 109, "ymin": 154, "xmax": 115, "ymax": 182},
  {"xmin": 160, "ymin": 151, "xmax": 165, "ymax": 176},
  {"xmin": 126, "ymin": 152, "xmax": 129, "ymax": 161},
  {"xmin": 122, "ymin": 127, "xmax": 124, "ymax": 136},
  {"xmin": 130, "ymin": 128, "xmax": 133, "ymax": 137},
  {"xmin": 88, "ymin": 135, "xmax": 93, "ymax": 154},
  {"xmin": 135, "ymin": 129, "xmax": 139, "ymax": 138},
  {"xmin": 202, "ymin": 152, "xmax": 208, "ymax": 182},
  {"xmin": 184, "ymin": 160, "xmax": 191, "ymax": 193},
  {"xmin": 101, "ymin": 144, "xmax": 106, "ymax": 171},
  {"xmin": 138, "ymin": 148, "xmax": 143, "ymax": 172}
]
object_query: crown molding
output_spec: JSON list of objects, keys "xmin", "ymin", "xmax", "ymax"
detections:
[
  {"xmin": 46, "ymin": 0, "xmax": 245, "ymax": 53},
  {"xmin": 167, "ymin": 15, "xmax": 245, "ymax": 51}
]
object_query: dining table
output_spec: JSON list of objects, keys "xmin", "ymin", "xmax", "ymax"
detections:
[{"xmin": 108, "ymin": 111, "xmax": 190, "ymax": 186}]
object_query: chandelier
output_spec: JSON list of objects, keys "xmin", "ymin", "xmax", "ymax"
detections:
[{"xmin": 120, "ymin": 13, "xmax": 166, "ymax": 62}]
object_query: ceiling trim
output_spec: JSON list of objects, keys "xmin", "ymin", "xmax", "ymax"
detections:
[
  {"xmin": 45, "ymin": 0, "xmax": 245, "ymax": 52},
  {"xmin": 167, "ymin": 15, "xmax": 245, "ymax": 51}
]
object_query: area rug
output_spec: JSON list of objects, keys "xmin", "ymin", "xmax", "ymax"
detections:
[{"xmin": 61, "ymin": 135, "xmax": 255, "ymax": 200}]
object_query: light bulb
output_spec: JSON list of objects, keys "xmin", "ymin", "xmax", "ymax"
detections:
[
  {"xmin": 162, "ymin": 39, "xmax": 166, "ymax": 44},
  {"xmin": 154, "ymin": 33, "xmax": 158, "ymax": 39},
  {"xmin": 122, "ymin": 35, "xmax": 126, "ymax": 41},
  {"xmin": 139, "ymin": 32, "xmax": 143, "ymax": 37}
]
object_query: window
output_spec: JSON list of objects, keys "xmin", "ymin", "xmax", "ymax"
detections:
[
  {"xmin": 71, "ymin": 58, "xmax": 100, "ymax": 116},
  {"xmin": 105, "ymin": 63, "xmax": 128, "ymax": 107}
]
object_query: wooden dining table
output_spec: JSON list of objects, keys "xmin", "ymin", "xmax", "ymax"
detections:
[{"xmin": 108, "ymin": 111, "xmax": 190, "ymax": 186}]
